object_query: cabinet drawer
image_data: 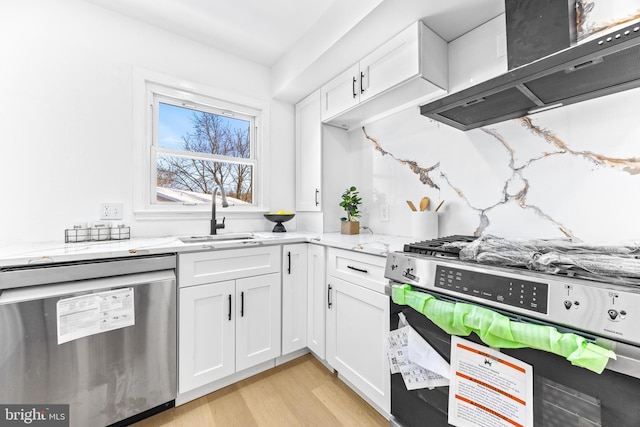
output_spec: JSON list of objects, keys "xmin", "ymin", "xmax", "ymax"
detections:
[
  {"xmin": 179, "ymin": 246, "xmax": 281, "ymax": 287},
  {"xmin": 327, "ymin": 248, "xmax": 386, "ymax": 293}
]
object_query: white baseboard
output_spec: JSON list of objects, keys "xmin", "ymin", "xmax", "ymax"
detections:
[
  {"xmin": 276, "ymin": 348, "xmax": 309, "ymax": 365},
  {"xmin": 176, "ymin": 360, "xmax": 275, "ymax": 406},
  {"xmin": 176, "ymin": 351, "xmax": 312, "ymax": 406},
  {"xmin": 338, "ymin": 372, "xmax": 391, "ymax": 420}
]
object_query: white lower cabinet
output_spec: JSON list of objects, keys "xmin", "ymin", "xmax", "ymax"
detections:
[
  {"xmin": 177, "ymin": 243, "xmax": 390, "ymax": 417},
  {"xmin": 178, "ymin": 248, "xmax": 281, "ymax": 396},
  {"xmin": 281, "ymin": 244, "xmax": 308, "ymax": 355},
  {"xmin": 307, "ymin": 244, "xmax": 326, "ymax": 358},
  {"xmin": 179, "ymin": 280, "xmax": 235, "ymax": 393},
  {"xmin": 326, "ymin": 248, "xmax": 390, "ymax": 415},
  {"xmin": 179, "ymin": 273, "xmax": 281, "ymax": 394},
  {"xmin": 235, "ymin": 273, "xmax": 281, "ymax": 371}
]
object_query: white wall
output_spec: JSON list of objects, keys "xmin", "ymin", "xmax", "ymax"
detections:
[
  {"xmin": 0, "ymin": 0, "xmax": 295, "ymax": 243},
  {"xmin": 341, "ymin": 87, "xmax": 640, "ymax": 242}
]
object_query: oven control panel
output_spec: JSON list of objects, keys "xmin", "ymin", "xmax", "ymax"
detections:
[
  {"xmin": 435, "ymin": 265, "xmax": 549, "ymax": 314},
  {"xmin": 385, "ymin": 252, "xmax": 640, "ymax": 347}
]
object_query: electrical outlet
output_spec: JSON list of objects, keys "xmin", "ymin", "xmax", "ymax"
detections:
[
  {"xmin": 380, "ymin": 203, "xmax": 389, "ymax": 222},
  {"xmin": 100, "ymin": 203, "xmax": 123, "ymax": 220}
]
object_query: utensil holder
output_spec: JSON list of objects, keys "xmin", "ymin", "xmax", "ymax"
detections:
[{"xmin": 411, "ymin": 211, "xmax": 438, "ymax": 241}]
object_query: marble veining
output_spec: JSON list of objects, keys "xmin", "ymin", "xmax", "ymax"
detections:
[
  {"xmin": 362, "ymin": 127, "xmax": 440, "ymax": 189},
  {"xmin": 520, "ymin": 117, "xmax": 640, "ymax": 175},
  {"xmin": 362, "ymin": 113, "xmax": 640, "ymax": 239},
  {"xmin": 577, "ymin": 0, "xmax": 640, "ymax": 41}
]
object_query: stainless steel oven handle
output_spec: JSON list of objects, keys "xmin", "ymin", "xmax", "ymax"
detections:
[
  {"xmin": 601, "ymin": 339, "xmax": 640, "ymax": 379},
  {"xmin": 392, "ymin": 284, "xmax": 616, "ymax": 373}
]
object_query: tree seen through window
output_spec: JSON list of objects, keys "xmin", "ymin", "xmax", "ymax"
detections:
[{"xmin": 156, "ymin": 102, "xmax": 253, "ymax": 204}]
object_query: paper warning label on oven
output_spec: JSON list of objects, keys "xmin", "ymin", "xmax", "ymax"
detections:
[
  {"xmin": 56, "ymin": 287, "xmax": 135, "ymax": 344},
  {"xmin": 448, "ymin": 336, "xmax": 533, "ymax": 427}
]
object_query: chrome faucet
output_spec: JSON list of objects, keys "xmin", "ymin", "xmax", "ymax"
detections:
[{"xmin": 210, "ymin": 185, "xmax": 229, "ymax": 235}]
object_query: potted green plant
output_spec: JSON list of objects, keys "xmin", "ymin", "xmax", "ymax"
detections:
[{"xmin": 339, "ymin": 186, "xmax": 362, "ymax": 235}]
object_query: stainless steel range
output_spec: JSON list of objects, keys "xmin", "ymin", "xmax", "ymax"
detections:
[{"xmin": 385, "ymin": 235, "xmax": 640, "ymax": 427}]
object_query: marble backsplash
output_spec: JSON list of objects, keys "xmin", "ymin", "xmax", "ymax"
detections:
[{"xmin": 348, "ymin": 86, "xmax": 640, "ymax": 242}]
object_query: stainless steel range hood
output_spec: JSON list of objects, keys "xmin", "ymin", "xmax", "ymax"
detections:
[{"xmin": 420, "ymin": 21, "xmax": 640, "ymax": 131}]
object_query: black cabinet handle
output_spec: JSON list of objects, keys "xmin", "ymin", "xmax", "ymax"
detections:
[
  {"xmin": 287, "ymin": 251, "xmax": 291, "ymax": 275},
  {"xmin": 241, "ymin": 291, "xmax": 244, "ymax": 317},
  {"xmin": 352, "ymin": 76, "xmax": 357, "ymax": 98},
  {"xmin": 327, "ymin": 284, "xmax": 332, "ymax": 309},
  {"xmin": 347, "ymin": 265, "xmax": 368, "ymax": 274},
  {"xmin": 360, "ymin": 71, "xmax": 365, "ymax": 94},
  {"xmin": 315, "ymin": 188, "xmax": 320, "ymax": 206},
  {"xmin": 228, "ymin": 294, "xmax": 232, "ymax": 321}
]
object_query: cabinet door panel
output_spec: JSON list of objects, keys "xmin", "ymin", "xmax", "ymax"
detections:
[
  {"xmin": 236, "ymin": 273, "xmax": 281, "ymax": 371},
  {"xmin": 326, "ymin": 276, "xmax": 390, "ymax": 413},
  {"xmin": 282, "ymin": 244, "xmax": 308, "ymax": 354},
  {"xmin": 179, "ymin": 280, "xmax": 235, "ymax": 393},
  {"xmin": 320, "ymin": 63, "xmax": 360, "ymax": 121},
  {"xmin": 306, "ymin": 244, "xmax": 326, "ymax": 358},
  {"xmin": 360, "ymin": 23, "xmax": 419, "ymax": 101},
  {"xmin": 295, "ymin": 91, "xmax": 322, "ymax": 211}
]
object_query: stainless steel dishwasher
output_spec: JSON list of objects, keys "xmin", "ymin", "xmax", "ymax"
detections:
[{"xmin": 0, "ymin": 255, "xmax": 177, "ymax": 427}]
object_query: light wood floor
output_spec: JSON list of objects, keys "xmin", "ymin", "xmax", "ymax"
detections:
[{"xmin": 132, "ymin": 354, "xmax": 388, "ymax": 427}]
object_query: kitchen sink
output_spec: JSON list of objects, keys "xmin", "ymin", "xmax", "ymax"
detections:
[{"xmin": 178, "ymin": 233, "xmax": 257, "ymax": 244}]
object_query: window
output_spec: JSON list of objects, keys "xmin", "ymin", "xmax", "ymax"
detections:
[
  {"xmin": 133, "ymin": 72, "xmax": 267, "ymax": 218},
  {"xmin": 153, "ymin": 97, "xmax": 256, "ymax": 206}
]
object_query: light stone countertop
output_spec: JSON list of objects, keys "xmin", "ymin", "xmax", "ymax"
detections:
[{"xmin": 0, "ymin": 231, "xmax": 413, "ymax": 268}]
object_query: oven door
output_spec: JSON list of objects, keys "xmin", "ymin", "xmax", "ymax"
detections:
[{"xmin": 390, "ymin": 296, "xmax": 640, "ymax": 427}]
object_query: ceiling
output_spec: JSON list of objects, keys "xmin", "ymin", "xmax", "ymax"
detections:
[
  {"xmin": 84, "ymin": 0, "xmax": 340, "ymax": 67},
  {"xmin": 84, "ymin": 0, "xmax": 504, "ymax": 67}
]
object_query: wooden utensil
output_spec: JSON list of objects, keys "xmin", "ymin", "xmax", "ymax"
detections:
[
  {"xmin": 406, "ymin": 200, "xmax": 417, "ymax": 211},
  {"xmin": 435, "ymin": 200, "xmax": 445, "ymax": 212},
  {"xmin": 419, "ymin": 197, "xmax": 430, "ymax": 211}
]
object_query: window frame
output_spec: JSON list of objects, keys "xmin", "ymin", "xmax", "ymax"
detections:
[
  {"xmin": 152, "ymin": 95, "xmax": 257, "ymax": 206},
  {"xmin": 133, "ymin": 69, "xmax": 269, "ymax": 220}
]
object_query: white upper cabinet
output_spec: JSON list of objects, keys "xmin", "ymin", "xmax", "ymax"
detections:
[
  {"xmin": 448, "ymin": 14, "xmax": 508, "ymax": 94},
  {"xmin": 320, "ymin": 64, "xmax": 361, "ymax": 123},
  {"xmin": 359, "ymin": 22, "xmax": 422, "ymax": 102},
  {"xmin": 320, "ymin": 21, "xmax": 447, "ymax": 131},
  {"xmin": 295, "ymin": 90, "xmax": 322, "ymax": 212}
]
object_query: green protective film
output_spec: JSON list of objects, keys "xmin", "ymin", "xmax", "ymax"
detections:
[{"xmin": 392, "ymin": 284, "xmax": 615, "ymax": 374}]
